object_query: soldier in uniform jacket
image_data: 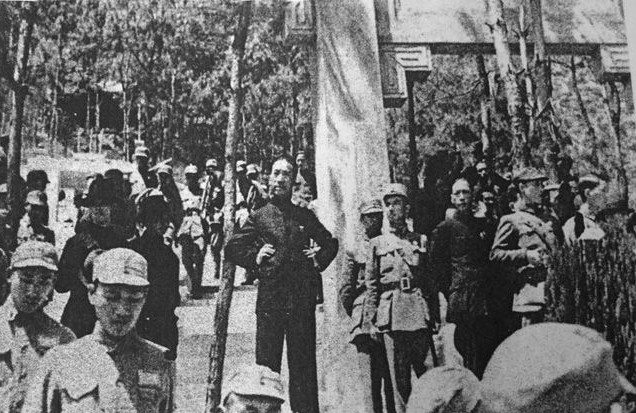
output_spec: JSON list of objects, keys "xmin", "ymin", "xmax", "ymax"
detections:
[
  {"xmin": 0, "ymin": 242, "xmax": 75, "ymax": 412},
  {"xmin": 24, "ymin": 249, "xmax": 174, "ymax": 413},
  {"xmin": 339, "ymin": 199, "xmax": 395, "ymax": 413},
  {"xmin": 490, "ymin": 168, "xmax": 557, "ymax": 333},
  {"xmin": 225, "ymin": 157, "xmax": 338, "ymax": 413},
  {"xmin": 363, "ymin": 184, "xmax": 439, "ymax": 413},
  {"xmin": 429, "ymin": 178, "xmax": 497, "ymax": 378}
]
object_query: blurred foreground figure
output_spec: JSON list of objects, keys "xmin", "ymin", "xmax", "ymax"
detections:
[
  {"xmin": 480, "ymin": 323, "xmax": 636, "ymax": 413},
  {"xmin": 226, "ymin": 157, "xmax": 338, "ymax": 413},
  {"xmin": 24, "ymin": 248, "xmax": 174, "ymax": 413},
  {"xmin": 340, "ymin": 199, "xmax": 395, "ymax": 413},
  {"xmin": 0, "ymin": 242, "xmax": 75, "ymax": 412},
  {"xmin": 406, "ymin": 366, "xmax": 480, "ymax": 413},
  {"xmin": 218, "ymin": 365, "xmax": 285, "ymax": 413}
]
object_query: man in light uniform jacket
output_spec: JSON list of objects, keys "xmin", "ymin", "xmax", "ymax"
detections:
[
  {"xmin": 363, "ymin": 183, "xmax": 439, "ymax": 413},
  {"xmin": 489, "ymin": 167, "xmax": 557, "ymax": 332},
  {"xmin": 0, "ymin": 241, "xmax": 75, "ymax": 412},
  {"xmin": 24, "ymin": 248, "xmax": 174, "ymax": 413},
  {"xmin": 339, "ymin": 199, "xmax": 395, "ymax": 413}
]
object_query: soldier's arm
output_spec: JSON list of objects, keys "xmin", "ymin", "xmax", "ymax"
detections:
[
  {"xmin": 224, "ymin": 214, "xmax": 261, "ymax": 269},
  {"xmin": 489, "ymin": 217, "xmax": 529, "ymax": 266},
  {"xmin": 362, "ymin": 243, "xmax": 380, "ymax": 330},
  {"xmin": 338, "ymin": 251, "xmax": 359, "ymax": 317},
  {"xmin": 428, "ymin": 223, "xmax": 452, "ymax": 296},
  {"xmin": 305, "ymin": 211, "xmax": 338, "ymax": 270}
]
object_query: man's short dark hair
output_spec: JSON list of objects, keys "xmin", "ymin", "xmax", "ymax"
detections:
[{"xmin": 271, "ymin": 156, "xmax": 296, "ymax": 176}]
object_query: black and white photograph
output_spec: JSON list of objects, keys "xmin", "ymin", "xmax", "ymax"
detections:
[{"xmin": 1, "ymin": 0, "xmax": 636, "ymax": 412}]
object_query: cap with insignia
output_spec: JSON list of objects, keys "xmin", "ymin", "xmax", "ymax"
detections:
[
  {"xmin": 93, "ymin": 248, "xmax": 149, "ymax": 287},
  {"xmin": 206, "ymin": 159, "xmax": 218, "ymax": 169},
  {"xmin": 184, "ymin": 164, "xmax": 198, "ymax": 175},
  {"xmin": 480, "ymin": 322, "xmax": 636, "ymax": 413},
  {"xmin": 133, "ymin": 146, "xmax": 149, "ymax": 158},
  {"xmin": 513, "ymin": 167, "xmax": 548, "ymax": 183},
  {"xmin": 360, "ymin": 199, "xmax": 383, "ymax": 215},
  {"xmin": 157, "ymin": 164, "xmax": 172, "ymax": 175},
  {"xmin": 383, "ymin": 183, "xmax": 409, "ymax": 202},
  {"xmin": 246, "ymin": 164, "xmax": 259, "ymax": 176},
  {"xmin": 11, "ymin": 241, "xmax": 58, "ymax": 272},
  {"xmin": 221, "ymin": 365, "xmax": 285, "ymax": 405}
]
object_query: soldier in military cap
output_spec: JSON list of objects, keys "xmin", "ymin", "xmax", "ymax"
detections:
[
  {"xmin": 219, "ymin": 364, "xmax": 286, "ymax": 413},
  {"xmin": 363, "ymin": 183, "xmax": 439, "ymax": 413},
  {"xmin": 178, "ymin": 164, "xmax": 208, "ymax": 299},
  {"xmin": 24, "ymin": 248, "xmax": 174, "ymax": 413},
  {"xmin": 25, "ymin": 170, "xmax": 50, "ymax": 225},
  {"xmin": 490, "ymin": 167, "xmax": 557, "ymax": 333},
  {"xmin": 130, "ymin": 145, "xmax": 157, "ymax": 198},
  {"xmin": 201, "ymin": 159, "xmax": 224, "ymax": 279},
  {"xmin": 340, "ymin": 199, "xmax": 395, "ymax": 413},
  {"xmin": 0, "ymin": 241, "xmax": 75, "ymax": 412},
  {"xmin": 17, "ymin": 190, "xmax": 55, "ymax": 246}
]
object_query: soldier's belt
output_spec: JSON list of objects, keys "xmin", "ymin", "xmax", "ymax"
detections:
[{"xmin": 381, "ymin": 277, "xmax": 413, "ymax": 292}]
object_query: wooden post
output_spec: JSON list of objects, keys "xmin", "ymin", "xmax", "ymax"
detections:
[{"xmin": 204, "ymin": 1, "xmax": 252, "ymax": 411}]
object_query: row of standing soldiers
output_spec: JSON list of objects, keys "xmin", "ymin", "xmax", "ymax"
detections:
[{"xmin": 340, "ymin": 167, "xmax": 562, "ymax": 413}]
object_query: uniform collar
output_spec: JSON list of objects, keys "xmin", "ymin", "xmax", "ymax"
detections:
[{"xmin": 92, "ymin": 323, "xmax": 139, "ymax": 355}]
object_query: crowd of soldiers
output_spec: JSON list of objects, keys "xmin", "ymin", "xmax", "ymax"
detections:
[
  {"xmin": 335, "ymin": 154, "xmax": 636, "ymax": 413},
  {"xmin": 0, "ymin": 142, "xmax": 635, "ymax": 413}
]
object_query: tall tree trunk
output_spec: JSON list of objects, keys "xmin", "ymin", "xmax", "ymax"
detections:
[
  {"xmin": 487, "ymin": 0, "xmax": 530, "ymax": 166},
  {"xmin": 604, "ymin": 82, "xmax": 629, "ymax": 206},
  {"xmin": 7, "ymin": 2, "xmax": 36, "ymax": 250},
  {"xmin": 528, "ymin": 0, "xmax": 550, "ymax": 114},
  {"xmin": 570, "ymin": 56, "xmax": 599, "ymax": 167},
  {"xmin": 85, "ymin": 88, "xmax": 91, "ymax": 153},
  {"xmin": 205, "ymin": 1, "xmax": 252, "ymax": 411},
  {"xmin": 476, "ymin": 55, "xmax": 493, "ymax": 164}
]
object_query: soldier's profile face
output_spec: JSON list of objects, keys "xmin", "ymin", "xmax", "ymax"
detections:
[
  {"xmin": 90, "ymin": 283, "xmax": 147, "ymax": 338},
  {"xmin": 10, "ymin": 267, "xmax": 56, "ymax": 313},
  {"xmin": 385, "ymin": 196, "xmax": 408, "ymax": 226},
  {"xmin": 269, "ymin": 160, "xmax": 293, "ymax": 199},
  {"xmin": 222, "ymin": 393, "xmax": 282, "ymax": 413}
]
